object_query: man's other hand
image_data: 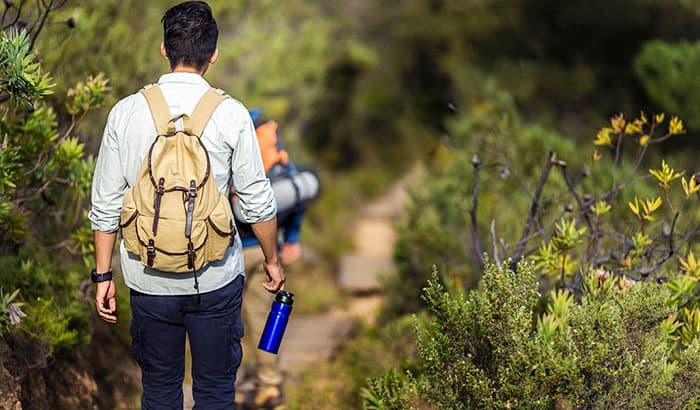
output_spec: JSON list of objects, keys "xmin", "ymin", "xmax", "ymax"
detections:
[
  {"xmin": 262, "ymin": 259, "xmax": 285, "ymax": 293},
  {"xmin": 95, "ymin": 280, "xmax": 117, "ymax": 323}
]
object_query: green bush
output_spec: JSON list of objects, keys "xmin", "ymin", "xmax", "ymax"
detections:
[
  {"xmin": 366, "ymin": 263, "xmax": 700, "ymax": 409},
  {"xmin": 0, "ymin": 25, "xmax": 107, "ymax": 358}
]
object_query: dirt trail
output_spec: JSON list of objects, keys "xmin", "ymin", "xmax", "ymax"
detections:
[{"xmin": 183, "ymin": 174, "xmax": 410, "ymax": 408}]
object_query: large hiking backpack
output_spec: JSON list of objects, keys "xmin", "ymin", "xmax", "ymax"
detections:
[
  {"xmin": 232, "ymin": 113, "xmax": 321, "ymax": 238},
  {"xmin": 254, "ymin": 120, "xmax": 289, "ymax": 173},
  {"xmin": 119, "ymin": 84, "xmax": 236, "ymax": 287}
]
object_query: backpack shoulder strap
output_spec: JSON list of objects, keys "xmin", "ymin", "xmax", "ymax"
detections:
[
  {"xmin": 140, "ymin": 84, "xmax": 171, "ymax": 135},
  {"xmin": 189, "ymin": 88, "xmax": 228, "ymax": 136}
]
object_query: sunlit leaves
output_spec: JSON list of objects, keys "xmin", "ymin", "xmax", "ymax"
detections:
[
  {"xmin": 0, "ymin": 27, "xmax": 109, "ymax": 255},
  {"xmin": 551, "ymin": 218, "xmax": 586, "ymax": 252},
  {"xmin": 678, "ymin": 308, "xmax": 700, "ymax": 348},
  {"xmin": 628, "ymin": 196, "xmax": 662, "ymax": 222},
  {"xmin": 0, "ymin": 30, "xmax": 54, "ymax": 107},
  {"xmin": 591, "ymin": 200, "xmax": 611, "ymax": 217},
  {"xmin": 681, "ymin": 176, "xmax": 700, "ymax": 198},
  {"xmin": 649, "ymin": 160, "xmax": 683, "ymax": 189},
  {"xmin": 669, "ymin": 116, "xmax": 686, "ymax": 135},
  {"xmin": 593, "ymin": 111, "xmax": 684, "ymax": 149},
  {"xmin": 679, "ymin": 252, "xmax": 700, "ymax": 277},
  {"xmin": 594, "ymin": 127, "xmax": 613, "ymax": 146},
  {"xmin": 611, "ymin": 114, "xmax": 626, "ymax": 133},
  {"xmin": 65, "ymin": 72, "xmax": 110, "ymax": 116}
]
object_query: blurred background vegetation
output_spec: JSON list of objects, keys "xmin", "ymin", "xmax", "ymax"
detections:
[{"xmin": 4, "ymin": 0, "xmax": 700, "ymax": 408}]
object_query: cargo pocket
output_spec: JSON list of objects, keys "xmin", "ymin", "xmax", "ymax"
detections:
[
  {"xmin": 229, "ymin": 317, "xmax": 244, "ymax": 371},
  {"xmin": 207, "ymin": 194, "xmax": 235, "ymax": 262},
  {"xmin": 130, "ymin": 321, "xmax": 147, "ymax": 368}
]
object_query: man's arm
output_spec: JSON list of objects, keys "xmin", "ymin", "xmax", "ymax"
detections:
[
  {"xmin": 94, "ymin": 230, "xmax": 117, "ymax": 323},
  {"xmin": 89, "ymin": 106, "xmax": 125, "ymax": 324},
  {"xmin": 251, "ymin": 216, "xmax": 285, "ymax": 292}
]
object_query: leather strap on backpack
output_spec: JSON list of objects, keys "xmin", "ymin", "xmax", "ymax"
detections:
[
  {"xmin": 140, "ymin": 84, "xmax": 171, "ymax": 136},
  {"xmin": 189, "ymin": 88, "xmax": 228, "ymax": 136}
]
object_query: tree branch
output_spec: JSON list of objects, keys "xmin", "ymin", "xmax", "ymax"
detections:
[
  {"xmin": 511, "ymin": 151, "xmax": 557, "ymax": 269},
  {"xmin": 469, "ymin": 154, "xmax": 483, "ymax": 267},
  {"xmin": 490, "ymin": 219, "xmax": 500, "ymax": 267}
]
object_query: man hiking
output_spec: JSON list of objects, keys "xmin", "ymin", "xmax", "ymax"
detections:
[{"xmin": 88, "ymin": 2, "xmax": 285, "ymax": 408}]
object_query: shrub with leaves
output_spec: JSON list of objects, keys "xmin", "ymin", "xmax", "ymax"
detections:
[
  {"xmin": 366, "ymin": 264, "xmax": 700, "ymax": 409},
  {"xmin": 387, "ymin": 106, "xmax": 698, "ymax": 320},
  {"xmin": 0, "ymin": 25, "xmax": 108, "ymax": 359}
]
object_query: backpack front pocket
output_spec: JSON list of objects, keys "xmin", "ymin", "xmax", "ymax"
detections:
[
  {"xmin": 120, "ymin": 190, "xmax": 140, "ymax": 255},
  {"xmin": 135, "ymin": 216, "xmax": 208, "ymax": 273},
  {"xmin": 206, "ymin": 194, "xmax": 236, "ymax": 262}
]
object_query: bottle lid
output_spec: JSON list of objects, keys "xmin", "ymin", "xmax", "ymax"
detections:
[{"xmin": 276, "ymin": 290, "xmax": 294, "ymax": 305}]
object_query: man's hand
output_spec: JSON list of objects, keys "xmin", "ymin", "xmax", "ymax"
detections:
[
  {"xmin": 95, "ymin": 280, "xmax": 117, "ymax": 323},
  {"xmin": 280, "ymin": 242, "xmax": 301, "ymax": 265},
  {"xmin": 262, "ymin": 259, "xmax": 285, "ymax": 293}
]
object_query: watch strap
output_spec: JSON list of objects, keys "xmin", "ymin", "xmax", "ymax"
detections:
[{"xmin": 91, "ymin": 268, "xmax": 113, "ymax": 283}]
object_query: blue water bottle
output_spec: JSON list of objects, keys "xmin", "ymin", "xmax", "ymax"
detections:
[{"xmin": 258, "ymin": 290, "xmax": 294, "ymax": 354}]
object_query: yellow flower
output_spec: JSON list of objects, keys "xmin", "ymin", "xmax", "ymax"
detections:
[
  {"xmin": 641, "ymin": 196, "xmax": 663, "ymax": 221},
  {"xmin": 655, "ymin": 113, "xmax": 665, "ymax": 124},
  {"xmin": 592, "ymin": 149, "xmax": 602, "ymax": 161},
  {"xmin": 628, "ymin": 196, "xmax": 663, "ymax": 221},
  {"xmin": 669, "ymin": 116, "xmax": 686, "ymax": 135},
  {"xmin": 639, "ymin": 111, "xmax": 648, "ymax": 124},
  {"xmin": 591, "ymin": 200, "xmax": 611, "ymax": 216},
  {"xmin": 639, "ymin": 135, "xmax": 649, "ymax": 146},
  {"xmin": 682, "ymin": 176, "xmax": 700, "ymax": 198},
  {"xmin": 628, "ymin": 197, "xmax": 641, "ymax": 219},
  {"xmin": 624, "ymin": 119, "xmax": 644, "ymax": 135},
  {"xmin": 594, "ymin": 127, "xmax": 613, "ymax": 146},
  {"xmin": 649, "ymin": 160, "xmax": 683, "ymax": 189},
  {"xmin": 679, "ymin": 252, "xmax": 700, "ymax": 277},
  {"xmin": 611, "ymin": 114, "xmax": 625, "ymax": 133}
]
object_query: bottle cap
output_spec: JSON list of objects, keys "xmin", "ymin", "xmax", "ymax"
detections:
[{"xmin": 276, "ymin": 290, "xmax": 294, "ymax": 305}]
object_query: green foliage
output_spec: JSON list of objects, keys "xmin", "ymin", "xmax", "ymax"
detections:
[
  {"xmin": 0, "ymin": 288, "xmax": 23, "ymax": 336},
  {"xmin": 368, "ymin": 264, "xmax": 700, "ymax": 409},
  {"xmin": 21, "ymin": 297, "xmax": 81, "ymax": 353},
  {"xmin": 35, "ymin": 0, "xmax": 334, "ymax": 156},
  {"xmin": 0, "ymin": 14, "xmax": 104, "ymax": 362},
  {"xmin": 383, "ymin": 114, "xmax": 578, "ymax": 321},
  {"xmin": 635, "ymin": 40, "xmax": 700, "ymax": 129},
  {"xmin": 0, "ymin": 31, "xmax": 107, "ymax": 254},
  {"xmin": 360, "ymin": 369, "xmax": 415, "ymax": 410},
  {"xmin": 1, "ymin": 251, "xmax": 91, "ymax": 350},
  {"xmin": 0, "ymin": 31, "xmax": 53, "ymax": 108}
]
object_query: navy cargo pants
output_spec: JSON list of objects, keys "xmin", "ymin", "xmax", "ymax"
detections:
[{"xmin": 130, "ymin": 275, "xmax": 244, "ymax": 410}]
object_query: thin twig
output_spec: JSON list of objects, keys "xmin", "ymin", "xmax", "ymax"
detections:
[
  {"xmin": 558, "ymin": 161, "xmax": 593, "ymax": 230},
  {"xmin": 511, "ymin": 151, "xmax": 557, "ymax": 269},
  {"xmin": 28, "ymin": 0, "xmax": 52, "ymax": 51},
  {"xmin": 469, "ymin": 154, "xmax": 483, "ymax": 267},
  {"xmin": 490, "ymin": 219, "xmax": 500, "ymax": 267}
]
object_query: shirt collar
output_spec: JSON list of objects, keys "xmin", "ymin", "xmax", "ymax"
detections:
[{"xmin": 157, "ymin": 72, "xmax": 211, "ymax": 87}]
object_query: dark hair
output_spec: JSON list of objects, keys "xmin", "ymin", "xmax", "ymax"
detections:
[{"xmin": 161, "ymin": 1, "xmax": 218, "ymax": 71}]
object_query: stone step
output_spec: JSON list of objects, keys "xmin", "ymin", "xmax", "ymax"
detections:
[
  {"xmin": 337, "ymin": 253, "xmax": 390, "ymax": 293},
  {"xmin": 278, "ymin": 312, "xmax": 356, "ymax": 375},
  {"xmin": 351, "ymin": 220, "xmax": 396, "ymax": 256}
]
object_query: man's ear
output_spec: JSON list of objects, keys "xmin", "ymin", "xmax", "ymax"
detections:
[
  {"xmin": 160, "ymin": 42, "xmax": 169, "ymax": 60},
  {"xmin": 209, "ymin": 48, "xmax": 219, "ymax": 65}
]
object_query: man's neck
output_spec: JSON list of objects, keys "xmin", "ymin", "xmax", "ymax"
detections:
[{"xmin": 171, "ymin": 65, "xmax": 206, "ymax": 75}]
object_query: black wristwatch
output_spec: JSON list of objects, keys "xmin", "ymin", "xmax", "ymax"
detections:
[{"xmin": 91, "ymin": 268, "xmax": 114, "ymax": 283}]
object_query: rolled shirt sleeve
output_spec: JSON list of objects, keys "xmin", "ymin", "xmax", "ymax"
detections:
[
  {"xmin": 88, "ymin": 108, "xmax": 127, "ymax": 233},
  {"xmin": 230, "ymin": 112, "xmax": 277, "ymax": 224}
]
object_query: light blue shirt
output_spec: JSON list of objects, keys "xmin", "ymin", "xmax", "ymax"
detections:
[{"xmin": 89, "ymin": 72, "xmax": 276, "ymax": 295}]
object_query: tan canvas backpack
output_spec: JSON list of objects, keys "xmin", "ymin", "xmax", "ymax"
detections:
[{"xmin": 119, "ymin": 84, "xmax": 236, "ymax": 289}]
